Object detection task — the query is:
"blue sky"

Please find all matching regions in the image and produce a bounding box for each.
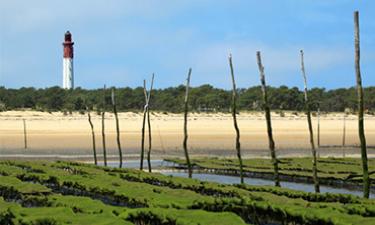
[0,0,374,90]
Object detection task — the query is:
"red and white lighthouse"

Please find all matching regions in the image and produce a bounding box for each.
[62,31,74,89]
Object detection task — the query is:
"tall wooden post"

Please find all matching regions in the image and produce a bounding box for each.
[228,54,244,184]
[317,108,321,148]
[112,88,123,168]
[146,74,154,172]
[87,108,97,165]
[102,85,107,167]
[354,11,369,198]
[140,80,147,170]
[23,119,27,149]
[140,75,154,171]
[256,51,280,187]
[183,68,193,178]
[300,50,320,193]
[342,113,346,158]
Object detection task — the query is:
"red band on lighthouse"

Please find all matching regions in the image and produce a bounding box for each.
[63,31,74,58]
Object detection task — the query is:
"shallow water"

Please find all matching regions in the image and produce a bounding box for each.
[101,159,174,168]
[103,160,373,198]
[162,171,373,198]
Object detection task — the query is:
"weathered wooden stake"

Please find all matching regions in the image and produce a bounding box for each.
[300,50,320,193]
[102,85,107,167]
[112,88,123,168]
[183,68,193,178]
[317,108,321,148]
[23,119,27,149]
[342,113,346,158]
[256,51,280,187]
[140,75,154,171]
[146,74,154,172]
[157,125,166,154]
[354,11,370,198]
[140,80,147,170]
[228,54,244,184]
[87,108,97,165]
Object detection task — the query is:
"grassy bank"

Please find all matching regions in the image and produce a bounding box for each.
[0,160,375,224]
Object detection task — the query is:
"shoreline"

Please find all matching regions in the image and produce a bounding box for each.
[2,110,375,157]
[1,149,375,160]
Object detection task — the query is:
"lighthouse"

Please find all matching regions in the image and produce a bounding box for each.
[62,31,74,89]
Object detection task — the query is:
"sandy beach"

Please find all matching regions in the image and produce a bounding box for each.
[1,110,375,160]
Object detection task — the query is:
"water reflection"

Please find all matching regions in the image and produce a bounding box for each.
[163,171,373,198]
[99,160,174,168]
[97,159,373,198]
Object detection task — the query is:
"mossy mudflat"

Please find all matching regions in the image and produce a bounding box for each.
[0,160,374,225]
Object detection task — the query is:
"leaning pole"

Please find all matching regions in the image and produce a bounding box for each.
[354,10,370,199]
[101,85,107,167]
[183,68,193,178]
[228,54,244,184]
[256,51,280,187]
[300,50,320,193]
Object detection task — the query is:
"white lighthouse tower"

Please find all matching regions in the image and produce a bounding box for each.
[62,31,74,89]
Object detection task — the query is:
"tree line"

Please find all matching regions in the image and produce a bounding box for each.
[1,85,375,113]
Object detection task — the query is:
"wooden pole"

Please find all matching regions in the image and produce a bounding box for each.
[317,108,321,148]
[23,119,27,149]
[342,113,346,158]
[87,108,97,165]
[139,74,155,171]
[102,85,107,167]
[157,125,165,154]
[354,11,370,198]
[146,74,154,172]
[140,80,147,170]
[300,50,320,193]
[228,54,244,184]
[183,68,193,178]
[112,88,123,168]
[256,51,280,187]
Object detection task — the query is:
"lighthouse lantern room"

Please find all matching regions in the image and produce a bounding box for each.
[62,31,74,89]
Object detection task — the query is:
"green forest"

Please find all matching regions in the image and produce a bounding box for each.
[1,85,375,113]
